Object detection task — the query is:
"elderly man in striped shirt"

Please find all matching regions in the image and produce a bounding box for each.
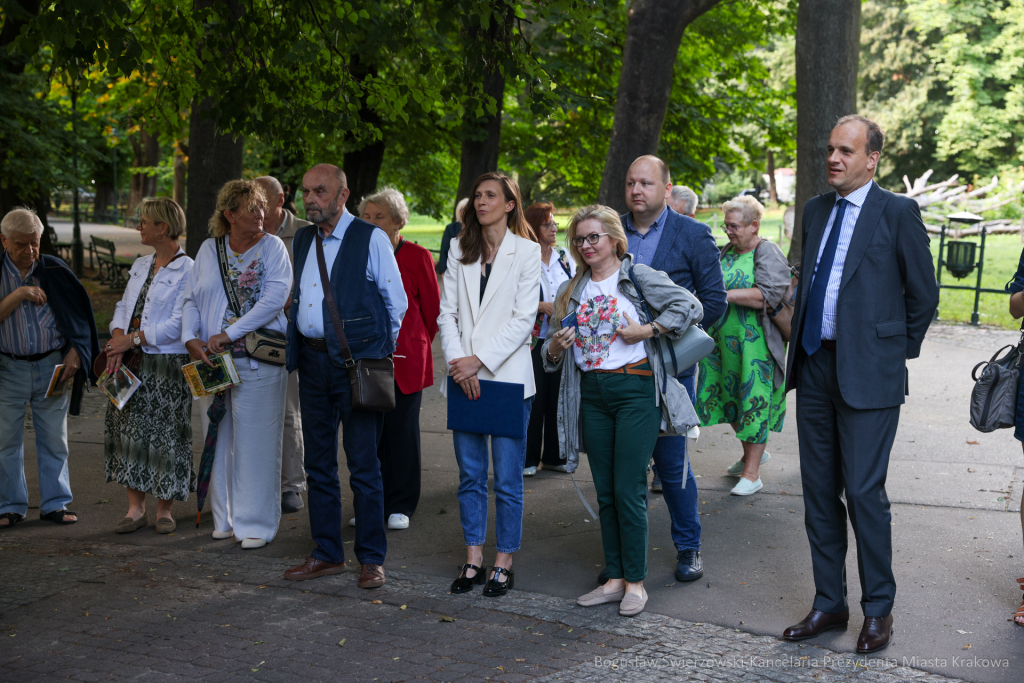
[0,208,98,530]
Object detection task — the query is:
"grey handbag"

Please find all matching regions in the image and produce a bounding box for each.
[969,326,1024,432]
[628,265,716,380]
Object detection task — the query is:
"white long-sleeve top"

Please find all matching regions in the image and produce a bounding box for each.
[181,235,293,365]
[110,249,194,355]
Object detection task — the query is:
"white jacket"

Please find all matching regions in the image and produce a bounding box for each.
[110,249,194,355]
[437,228,541,398]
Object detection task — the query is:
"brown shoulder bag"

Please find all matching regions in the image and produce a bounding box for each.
[315,233,395,411]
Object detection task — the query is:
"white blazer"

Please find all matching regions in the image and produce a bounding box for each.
[110,249,194,355]
[438,228,541,399]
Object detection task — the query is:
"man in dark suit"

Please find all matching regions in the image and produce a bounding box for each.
[782,116,938,653]
[618,155,728,584]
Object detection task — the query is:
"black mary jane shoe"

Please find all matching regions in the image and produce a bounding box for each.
[450,563,487,594]
[482,566,514,598]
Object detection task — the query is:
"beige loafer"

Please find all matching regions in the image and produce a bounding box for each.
[115,515,147,534]
[618,587,648,617]
[240,538,267,549]
[212,529,234,540]
[154,517,176,534]
[577,585,626,607]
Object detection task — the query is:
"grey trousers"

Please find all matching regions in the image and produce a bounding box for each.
[280,370,306,493]
[796,348,899,618]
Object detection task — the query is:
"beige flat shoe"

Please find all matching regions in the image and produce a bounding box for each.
[154,517,176,534]
[577,585,625,607]
[115,514,147,534]
[212,529,234,540]
[241,538,267,549]
[618,587,648,617]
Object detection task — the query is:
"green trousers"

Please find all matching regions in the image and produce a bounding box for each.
[580,365,662,583]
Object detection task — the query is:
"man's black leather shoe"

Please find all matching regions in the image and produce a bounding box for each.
[782,609,850,641]
[856,614,893,653]
[675,549,703,582]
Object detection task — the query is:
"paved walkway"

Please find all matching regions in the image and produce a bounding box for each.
[2,322,1022,682]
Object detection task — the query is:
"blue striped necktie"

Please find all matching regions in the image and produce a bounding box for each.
[801,198,848,356]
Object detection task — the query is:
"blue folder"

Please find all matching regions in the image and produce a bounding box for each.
[446,377,526,439]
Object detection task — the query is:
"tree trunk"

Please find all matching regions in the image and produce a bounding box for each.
[766,149,778,205]
[93,183,113,216]
[173,141,187,207]
[128,122,160,213]
[596,0,723,213]
[791,0,861,264]
[455,68,506,203]
[185,99,244,257]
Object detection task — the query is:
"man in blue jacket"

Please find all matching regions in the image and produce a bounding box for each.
[281,164,407,589]
[614,155,728,584]
[1,208,99,529]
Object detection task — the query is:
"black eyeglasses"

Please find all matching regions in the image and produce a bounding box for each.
[571,233,610,247]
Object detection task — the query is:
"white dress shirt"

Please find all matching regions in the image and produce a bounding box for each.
[538,247,576,340]
[296,208,407,340]
[812,180,874,340]
[110,249,194,355]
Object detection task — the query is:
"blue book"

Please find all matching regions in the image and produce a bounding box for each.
[446,377,526,439]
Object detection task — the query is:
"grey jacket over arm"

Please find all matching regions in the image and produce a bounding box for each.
[540,254,703,473]
[720,239,792,389]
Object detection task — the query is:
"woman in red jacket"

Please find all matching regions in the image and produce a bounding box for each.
[361,188,440,531]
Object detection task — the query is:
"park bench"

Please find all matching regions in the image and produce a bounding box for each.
[91,235,133,289]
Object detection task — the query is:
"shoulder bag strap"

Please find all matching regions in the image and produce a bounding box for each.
[314,233,356,369]
[216,237,242,318]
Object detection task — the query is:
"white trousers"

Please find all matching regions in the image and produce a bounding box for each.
[280,370,306,492]
[209,363,287,542]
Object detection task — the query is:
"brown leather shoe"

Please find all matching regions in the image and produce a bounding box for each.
[358,563,385,589]
[857,614,893,653]
[283,556,346,581]
[782,609,850,641]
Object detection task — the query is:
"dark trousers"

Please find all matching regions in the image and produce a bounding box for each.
[298,345,386,566]
[796,348,899,617]
[651,374,701,551]
[377,386,422,517]
[526,344,562,468]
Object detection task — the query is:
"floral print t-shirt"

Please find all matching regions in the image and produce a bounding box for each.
[571,273,647,371]
[221,238,268,358]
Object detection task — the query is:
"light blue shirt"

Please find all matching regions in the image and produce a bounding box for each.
[296,208,407,340]
[624,205,670,267]
[812,180,874,340]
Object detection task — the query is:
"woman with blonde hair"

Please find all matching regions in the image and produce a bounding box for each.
[542,204,703,617]
[438,172,540,597]
[181,179,293,548]
[696,195,790,496]
[104,197,195,534]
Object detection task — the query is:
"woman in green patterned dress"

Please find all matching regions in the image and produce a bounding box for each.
[103,198,195,534]
[696,196,791,496]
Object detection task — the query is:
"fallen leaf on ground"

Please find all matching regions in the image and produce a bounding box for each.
[967,468,976,473]
[966,439,979,445]
[400,605,407,610]
[369,600,382,604]
[338,639,346,646]
[963,644,972,650]
[439,616,456,622]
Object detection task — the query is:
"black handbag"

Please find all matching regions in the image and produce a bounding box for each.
[216,237,287,366]
[969,320,1024,433]
[315,233,395,411]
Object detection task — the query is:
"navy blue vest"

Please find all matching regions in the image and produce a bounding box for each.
[287,219,394,371]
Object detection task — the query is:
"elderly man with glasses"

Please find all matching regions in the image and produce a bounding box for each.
[0,208,99,529]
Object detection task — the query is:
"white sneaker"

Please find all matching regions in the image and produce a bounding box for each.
[212,530,234,540]
[240,538,267,549]
[349,517,356,528]
[523,466,538,477]
[387,513,410,530]
[726,452,770,476]
[730,477,763,496]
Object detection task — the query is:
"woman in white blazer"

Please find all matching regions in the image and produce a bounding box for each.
[103,197,195,536]
[438,172,540,598]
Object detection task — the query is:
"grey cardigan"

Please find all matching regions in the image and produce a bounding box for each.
[719,239,792,389]
[540,254,704,474]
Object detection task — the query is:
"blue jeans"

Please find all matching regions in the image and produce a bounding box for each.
[452,396,533,553]
[298,345,386,566]
[0,351,72,517]
[652,373,701,551]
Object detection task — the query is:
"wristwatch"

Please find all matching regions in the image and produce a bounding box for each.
[650,323,660,339]
[132,334,142,347]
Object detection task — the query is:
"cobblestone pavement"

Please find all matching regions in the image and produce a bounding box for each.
[0,538,978,683]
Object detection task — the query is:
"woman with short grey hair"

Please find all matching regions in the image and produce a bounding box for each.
[104,197,195,534]
[360,186,440,531]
